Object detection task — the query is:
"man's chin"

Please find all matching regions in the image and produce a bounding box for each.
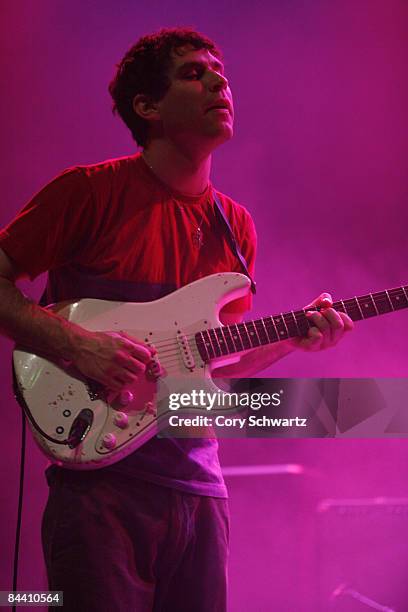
[171,123,233,153]
[207,124,234,145]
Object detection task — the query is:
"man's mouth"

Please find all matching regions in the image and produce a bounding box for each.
[205,101,231,114]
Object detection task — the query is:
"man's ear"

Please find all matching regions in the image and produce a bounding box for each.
[132,94,160,121]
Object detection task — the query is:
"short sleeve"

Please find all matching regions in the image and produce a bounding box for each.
[0,168,94,280]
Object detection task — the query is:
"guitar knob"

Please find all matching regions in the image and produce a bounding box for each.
[102,433,117,449]
[118,390,134,406]
[114,412,129,429]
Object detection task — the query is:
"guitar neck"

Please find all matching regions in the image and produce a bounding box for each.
[195,285,408,362]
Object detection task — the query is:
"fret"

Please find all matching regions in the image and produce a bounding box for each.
[389,287,408,310]
[281,312,296,338]
[291,311,300,336]
[260,317,272,343]
[196,332,210,361]
[273,314,289,340]
[280,313,289,337]
[214,326,228,355]
[294,310,310,336]
[225,324,239,352]
[303,308,313,330]
[221,324,237,353]
[264,317,279,343]
[254,318,269,344]
[353,297,365,319]
[237,322,252,350]
[332,299,346,314]
[230,323,244,351]
[370,293,379,316]
[357,295,377,318]
[245,320,262,347]
[334,298,356,320]
[371,291,392,315]
[385,290,394,311]
[236,323,247,351]
[206,329,218,358]
[209,328,223,357]
[202,330,215,359]
[242,321,253,348]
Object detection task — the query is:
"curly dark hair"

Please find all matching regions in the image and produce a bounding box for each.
[108,27,222,147]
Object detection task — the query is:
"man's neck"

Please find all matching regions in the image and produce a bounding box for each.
[142,140,211,195]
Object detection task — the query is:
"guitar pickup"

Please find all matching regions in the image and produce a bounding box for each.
[176,332,195,370]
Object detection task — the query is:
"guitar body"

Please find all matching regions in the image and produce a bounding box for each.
[13,272,251,469]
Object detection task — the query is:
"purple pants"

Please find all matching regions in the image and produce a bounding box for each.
[42,468,230,611]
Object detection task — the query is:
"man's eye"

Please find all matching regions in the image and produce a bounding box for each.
[184,72,201,80]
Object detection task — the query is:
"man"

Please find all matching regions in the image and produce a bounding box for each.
[0,28,352,611]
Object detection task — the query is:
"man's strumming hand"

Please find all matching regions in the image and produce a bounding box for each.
[70,329,157,392]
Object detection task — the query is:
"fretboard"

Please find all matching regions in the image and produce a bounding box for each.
[195,285,408,362]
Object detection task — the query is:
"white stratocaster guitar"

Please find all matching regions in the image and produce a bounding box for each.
[13,272,408,469]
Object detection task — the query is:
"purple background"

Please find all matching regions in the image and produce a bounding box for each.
[1,1,407,609]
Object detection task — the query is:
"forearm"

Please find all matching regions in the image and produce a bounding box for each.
[211,340,296,378]
[0,277,158,391]
[0,277,83,360]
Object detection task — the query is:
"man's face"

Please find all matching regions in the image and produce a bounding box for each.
[154,46,234,149]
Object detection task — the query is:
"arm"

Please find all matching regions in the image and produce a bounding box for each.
[212,293,354,377]
[0,248,154,392]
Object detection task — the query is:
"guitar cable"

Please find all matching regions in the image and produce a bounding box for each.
[10,371,91,608]
[12,404,26,612]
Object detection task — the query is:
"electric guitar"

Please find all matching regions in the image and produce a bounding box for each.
[13,272,408,469]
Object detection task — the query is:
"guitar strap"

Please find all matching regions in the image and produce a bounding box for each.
[212,191,257,294]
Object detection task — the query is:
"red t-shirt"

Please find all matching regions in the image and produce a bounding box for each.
[0,153,257,497]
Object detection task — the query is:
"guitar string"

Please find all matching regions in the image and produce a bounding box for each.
[127,289,408,361]
[112,288,408,386]
[146,313,372,359]
[143,320,279,353]
[151,321,272,352]
[145,288,407,351]
[147,307,347,355]
[146,309,318,350]
[106,289,408,387]
[148,322,280,358]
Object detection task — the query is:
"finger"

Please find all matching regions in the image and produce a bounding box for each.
[304,327,324,350]
[111,370,139,387]
[104,379,125,395]
[339,312,354,332]
[306,310,330,335]
[317,292,333,308]
[305,292,333,309]
[119,338,154,363]
[319,308,345,345]
[119,332,156,356]
[115,351,146,374]
[306,310,336,349]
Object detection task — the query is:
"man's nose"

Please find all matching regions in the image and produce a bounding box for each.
[209,71,229,92]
